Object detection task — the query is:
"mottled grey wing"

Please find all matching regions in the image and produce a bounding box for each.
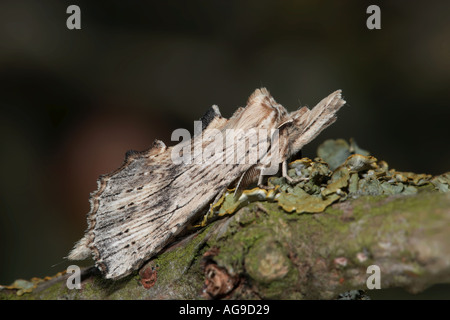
[69,88,285,280]
[92,145,245,279]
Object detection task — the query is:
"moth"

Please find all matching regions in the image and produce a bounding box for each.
[68,88,346,279]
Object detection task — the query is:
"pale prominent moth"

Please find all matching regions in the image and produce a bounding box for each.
[68,88,346,279]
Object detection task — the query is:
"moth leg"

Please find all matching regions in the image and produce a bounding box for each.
[257,172,264,187]
[282,160,308,184]
[257,168,277,190]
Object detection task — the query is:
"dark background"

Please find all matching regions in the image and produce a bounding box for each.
[0,0,449,294]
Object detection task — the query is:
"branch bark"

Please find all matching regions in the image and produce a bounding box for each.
[2,191,450,299]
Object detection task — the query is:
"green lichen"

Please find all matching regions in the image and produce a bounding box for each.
[431,172,450,192]
[200,139,446,229]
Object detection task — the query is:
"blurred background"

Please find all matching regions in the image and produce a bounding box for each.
[0,0,449,296]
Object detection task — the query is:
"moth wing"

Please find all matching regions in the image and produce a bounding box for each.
[288,90,346,156]
[69,88,288,279]
[84,144,250,279]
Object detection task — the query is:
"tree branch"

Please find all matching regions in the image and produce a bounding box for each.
[2,191,450,299]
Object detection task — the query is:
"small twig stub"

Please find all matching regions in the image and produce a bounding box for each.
[68,88,346,279]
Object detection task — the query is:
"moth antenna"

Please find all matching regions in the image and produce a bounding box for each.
[51,259,67,268]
